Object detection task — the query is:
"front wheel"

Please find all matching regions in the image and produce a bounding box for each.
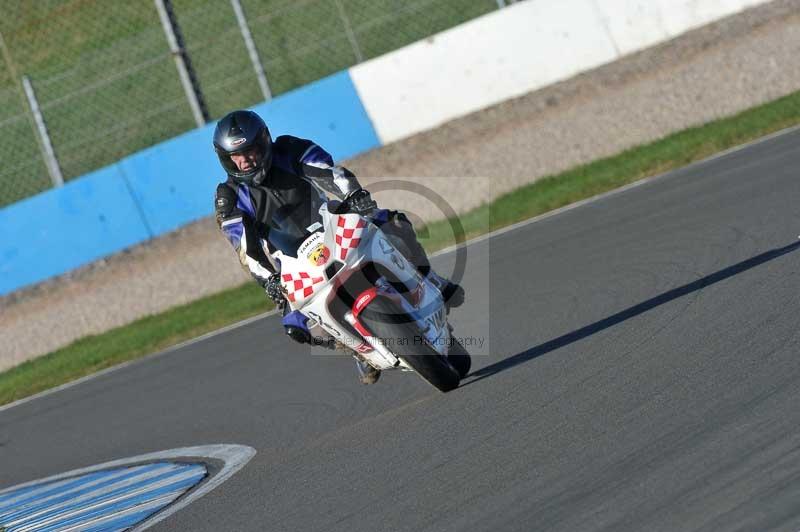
[359,298,460,392]
[448,338,472,378]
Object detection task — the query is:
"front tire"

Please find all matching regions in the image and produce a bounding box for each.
[448,338,472,378]
[359,298,460,392]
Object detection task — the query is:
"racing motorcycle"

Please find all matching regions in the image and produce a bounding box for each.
[269,199,471,392]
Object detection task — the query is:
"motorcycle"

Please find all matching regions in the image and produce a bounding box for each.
[269,199,471,392]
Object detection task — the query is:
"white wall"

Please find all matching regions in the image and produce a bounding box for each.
[596,0,770,54]
[350,0,772,145]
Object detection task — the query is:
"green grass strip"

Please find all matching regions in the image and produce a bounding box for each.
[421,89,800,250]
[3,89,800,406]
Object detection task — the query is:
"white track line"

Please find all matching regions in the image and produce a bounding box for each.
[3,123,800,414]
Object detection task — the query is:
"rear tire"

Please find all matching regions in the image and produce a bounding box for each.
[359,299,460,392]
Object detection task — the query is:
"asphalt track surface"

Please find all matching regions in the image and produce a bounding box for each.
[3,128,800,531]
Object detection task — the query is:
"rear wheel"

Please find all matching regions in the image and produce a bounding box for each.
[359,298,460,392]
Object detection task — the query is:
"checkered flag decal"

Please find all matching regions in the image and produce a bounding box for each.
[282,272,324,303]
[335,216,367,260]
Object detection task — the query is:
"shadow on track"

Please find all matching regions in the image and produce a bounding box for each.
[464,240,800,386]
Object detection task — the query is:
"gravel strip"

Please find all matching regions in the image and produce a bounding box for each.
[2,0,799,371]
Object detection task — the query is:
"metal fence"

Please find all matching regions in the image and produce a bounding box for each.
[0,0,516,208]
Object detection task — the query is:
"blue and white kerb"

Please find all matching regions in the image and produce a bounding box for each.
[0,444,255,532]
[0,462,206,531]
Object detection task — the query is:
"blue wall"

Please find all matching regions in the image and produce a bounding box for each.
[0,70,381,296]
[0,167,151,293]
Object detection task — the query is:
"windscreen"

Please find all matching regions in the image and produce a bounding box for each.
[266,197,325,257]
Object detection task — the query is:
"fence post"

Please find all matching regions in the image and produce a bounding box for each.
[154,0,209,127]
[21,76,64,188]
[0,30,57,190]
[230,0,272,101]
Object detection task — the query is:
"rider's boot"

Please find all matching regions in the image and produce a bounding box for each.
[376,210,465,310]
[426,270,465,310]
[354,357,381,385]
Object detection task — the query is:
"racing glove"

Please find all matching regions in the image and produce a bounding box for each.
[265,273,286,307]
[346,188,377,215]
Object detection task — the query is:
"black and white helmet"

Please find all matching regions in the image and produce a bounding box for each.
[213,110,273,185]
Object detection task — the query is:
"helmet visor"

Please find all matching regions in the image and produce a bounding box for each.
[215,130,272,182]
[226,147,262,174]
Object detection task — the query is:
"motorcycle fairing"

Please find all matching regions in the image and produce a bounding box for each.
[272,203,451,371]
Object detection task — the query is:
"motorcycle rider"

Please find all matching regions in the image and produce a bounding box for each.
[213,110,464,384]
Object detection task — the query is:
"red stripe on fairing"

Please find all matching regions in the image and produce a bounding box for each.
[352,320,371,338]
[353,287,379,316]
[354,341,374,353]
[350,287,380,340]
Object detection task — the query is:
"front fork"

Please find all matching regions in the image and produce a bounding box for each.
[346,277,451,363]
[343,283,404,369]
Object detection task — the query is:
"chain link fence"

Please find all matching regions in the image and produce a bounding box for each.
[0,0,513,208]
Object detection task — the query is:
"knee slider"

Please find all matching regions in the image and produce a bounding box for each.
[282,310,311,344]
[286,326,311,344]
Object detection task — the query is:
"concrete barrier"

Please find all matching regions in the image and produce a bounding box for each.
[0,71,379,296]
[595,0,769,54]
[0,166,150,295]
[350,0,771,145]
[0,0,773,296]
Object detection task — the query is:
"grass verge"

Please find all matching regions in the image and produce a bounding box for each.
[3,89,800,406]
[421,89,800,250]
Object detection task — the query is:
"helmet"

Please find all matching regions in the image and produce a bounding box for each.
[213,110,273,185]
